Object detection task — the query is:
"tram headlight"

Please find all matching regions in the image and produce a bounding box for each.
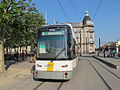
[37,64,42,67]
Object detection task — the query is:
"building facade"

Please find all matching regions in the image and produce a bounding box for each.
[69,11,95,54]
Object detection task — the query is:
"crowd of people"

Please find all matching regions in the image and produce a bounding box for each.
[4,49,36,63]
[97,47,117,58]
[103,48,116,58]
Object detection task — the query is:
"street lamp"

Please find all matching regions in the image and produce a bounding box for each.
[80,30,82,56]
[86,37,88,54]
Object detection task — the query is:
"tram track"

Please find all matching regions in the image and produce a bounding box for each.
[57,82,64,90]
[33,81,45,90]
[93,58,120,79]
[32,80,64,90]
[88,60,112,90]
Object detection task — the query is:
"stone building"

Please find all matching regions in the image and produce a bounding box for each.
[69,11,95,54]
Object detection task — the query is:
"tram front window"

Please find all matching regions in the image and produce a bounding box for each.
[37,29,67,60]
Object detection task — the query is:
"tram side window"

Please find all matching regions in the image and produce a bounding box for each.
[73,39,76,54]
[72,39,77,59]
[67,28,76,59]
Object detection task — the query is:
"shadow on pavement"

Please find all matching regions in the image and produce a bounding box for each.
[5,61,16,71]
[33,78,69,82]
[5,59,26,71]
[80,55,93,58]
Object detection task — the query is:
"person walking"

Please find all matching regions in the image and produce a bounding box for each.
[14,51,19,62]
[112,49,116,57]
[103,49,106,58]
[21,50,25,60]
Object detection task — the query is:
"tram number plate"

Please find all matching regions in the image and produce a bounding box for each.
[47,62,54,71]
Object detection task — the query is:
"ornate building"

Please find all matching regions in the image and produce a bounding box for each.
[69,11,95,54]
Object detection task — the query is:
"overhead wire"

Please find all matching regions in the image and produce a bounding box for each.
[93,0,103,20]
[57,0,69,22]
[68,0,82,21]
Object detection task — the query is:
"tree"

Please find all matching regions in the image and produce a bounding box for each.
[0,0,45,72]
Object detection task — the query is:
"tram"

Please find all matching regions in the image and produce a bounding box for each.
[33,24,79,80]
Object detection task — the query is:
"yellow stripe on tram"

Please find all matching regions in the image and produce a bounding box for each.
[47,62,54,71]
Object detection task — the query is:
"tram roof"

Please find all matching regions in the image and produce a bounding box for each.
[40,24,73,29]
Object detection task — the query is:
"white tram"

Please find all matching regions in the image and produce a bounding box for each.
[33,24,79,80]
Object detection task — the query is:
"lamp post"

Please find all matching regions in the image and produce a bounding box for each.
[86,37,88,54]
[99,38,101,49]
[45,11,48,24]
[80,30,82,56]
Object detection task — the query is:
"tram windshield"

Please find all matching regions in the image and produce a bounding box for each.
[37,29,68,60]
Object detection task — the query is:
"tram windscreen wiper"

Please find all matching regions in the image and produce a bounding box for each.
[51,48,65,62]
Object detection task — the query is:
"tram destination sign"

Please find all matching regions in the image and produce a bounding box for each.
[41,30,64,36]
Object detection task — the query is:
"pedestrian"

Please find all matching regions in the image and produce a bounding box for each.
[21,50,25,60]
[14,51,19,62]
[31,54,36,63]
[109,49,112,57]
[25,50,28,58]
[97,51,99,56]
[31,46,37,63]
[112,49,116,57]
[103,49,106,58]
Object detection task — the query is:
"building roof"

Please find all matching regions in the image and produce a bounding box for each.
[83,11,94,27]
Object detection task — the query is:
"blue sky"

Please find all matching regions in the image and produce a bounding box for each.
[32,0,120,47]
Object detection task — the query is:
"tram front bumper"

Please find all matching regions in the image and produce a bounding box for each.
[33,70,72,80]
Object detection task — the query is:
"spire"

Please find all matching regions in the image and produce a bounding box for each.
[85,10,89,16]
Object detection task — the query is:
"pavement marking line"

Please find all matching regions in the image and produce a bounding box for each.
[88,60,112,90]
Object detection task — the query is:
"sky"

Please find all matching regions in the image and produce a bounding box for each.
[32,0,120,48]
